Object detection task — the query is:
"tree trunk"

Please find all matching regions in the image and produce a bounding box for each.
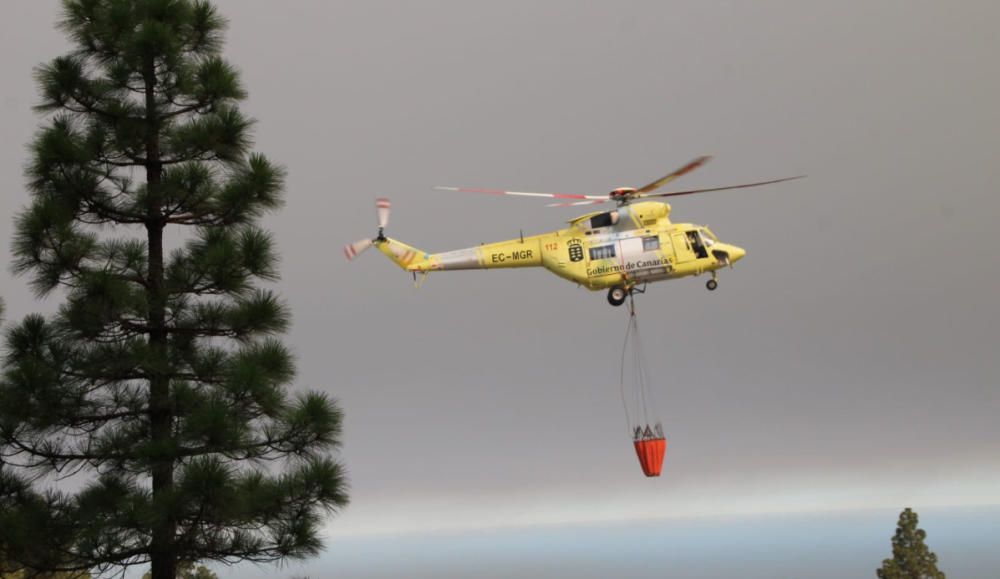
[144,57,176,579]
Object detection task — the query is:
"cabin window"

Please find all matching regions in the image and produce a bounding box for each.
[589,244,616,260]
[590,211,619,229]
[642,236,660,251]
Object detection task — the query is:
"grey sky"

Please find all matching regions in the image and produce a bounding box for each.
[2,0,999,576]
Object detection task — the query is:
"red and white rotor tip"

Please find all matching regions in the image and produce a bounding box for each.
[343,238,373,261]
[376,197,391,229]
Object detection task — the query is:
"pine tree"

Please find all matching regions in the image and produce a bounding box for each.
[877,508,946,578]
[0,2,348,578]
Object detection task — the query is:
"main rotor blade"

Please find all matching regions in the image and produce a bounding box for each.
[636,156,712,194]
[376,197,391,229]
[343,238,374,261]
[434,186,608,202]
[639,175,805,199]
[546,199,611,207]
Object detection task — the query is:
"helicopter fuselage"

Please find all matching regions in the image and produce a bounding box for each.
[376,201,745,296]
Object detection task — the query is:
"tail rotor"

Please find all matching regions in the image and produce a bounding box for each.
[343,198,391,261]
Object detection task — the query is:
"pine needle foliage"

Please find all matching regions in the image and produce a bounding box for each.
[876,508,946,579]
[0,2,348,578]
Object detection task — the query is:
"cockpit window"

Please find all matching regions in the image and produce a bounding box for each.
[687,230,709,258]
[700,228,717,246]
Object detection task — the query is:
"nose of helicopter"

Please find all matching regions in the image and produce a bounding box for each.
[729,245,746,263]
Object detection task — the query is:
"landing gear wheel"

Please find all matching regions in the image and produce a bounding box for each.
[706,279,718,291]
[608,286,628,306]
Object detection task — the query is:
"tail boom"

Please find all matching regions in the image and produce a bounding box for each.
[377,236,543,272]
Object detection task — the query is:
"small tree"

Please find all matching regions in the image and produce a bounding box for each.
[0,1,348,578]
[142,561,217,579]
[2,554,91,579]
[1,569,91,579]
[877,508,946,578]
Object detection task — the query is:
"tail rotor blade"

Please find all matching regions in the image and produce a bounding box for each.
[344,238,374,261]
[376,198,391,229]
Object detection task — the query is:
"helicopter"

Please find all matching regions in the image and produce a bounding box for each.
[344,157,802,306]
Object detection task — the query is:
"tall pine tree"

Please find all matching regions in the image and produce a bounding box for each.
[0,2,348,577]
[877,508,946,578]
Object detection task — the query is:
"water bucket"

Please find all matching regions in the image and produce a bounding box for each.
[633,437,667,477]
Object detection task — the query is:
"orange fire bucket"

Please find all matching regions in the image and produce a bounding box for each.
[633,437,667,477]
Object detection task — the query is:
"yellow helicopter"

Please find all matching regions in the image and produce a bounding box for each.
[344,157,802,306]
